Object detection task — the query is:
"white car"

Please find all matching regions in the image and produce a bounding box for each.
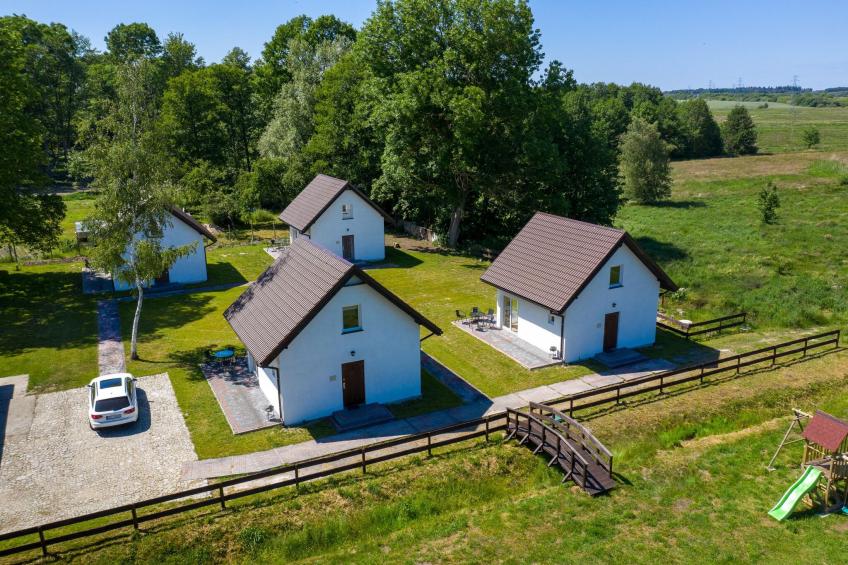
[87,373,139,429]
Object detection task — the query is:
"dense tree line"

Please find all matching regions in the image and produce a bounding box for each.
[2,2,743,251]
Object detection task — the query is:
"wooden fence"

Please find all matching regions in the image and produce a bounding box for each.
[0,329,840,558]
[0,415,508,558]
[657,312,747,338]
[547,329,840,418]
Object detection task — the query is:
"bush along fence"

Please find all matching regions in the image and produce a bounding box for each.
[0,329,841,558]
[657,312,747,339]
[546,329,840,418]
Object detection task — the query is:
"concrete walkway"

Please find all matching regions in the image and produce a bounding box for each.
[97,299,125,375]
[181,356,674,481]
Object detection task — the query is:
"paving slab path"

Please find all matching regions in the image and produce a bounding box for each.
[181,356,674,481]
[97,299,125,375]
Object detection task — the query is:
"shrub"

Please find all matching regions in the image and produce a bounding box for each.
[801,126,820,149]
[757,181,780,224]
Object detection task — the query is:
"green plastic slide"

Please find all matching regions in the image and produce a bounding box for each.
[768,466,823,521]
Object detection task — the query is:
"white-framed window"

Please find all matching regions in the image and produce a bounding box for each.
[342,305,362,333]
[609,265,622,288]
[341,203,353,220]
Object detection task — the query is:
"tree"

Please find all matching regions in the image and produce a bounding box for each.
[105,23,161,61]
[259,36,351,161]
[85,59,192,360]
[160,32,202,79]
[722,105,758,155]
[254,15,356,117]
[619,117,672,203]
[210,57,259,172]
[757,181,780,224]
[678,98,722,157]
[362,0,543,247]
[160,68,226,166]
[1,16,90,163]
[0,23,65,261]
[801,125,820,149]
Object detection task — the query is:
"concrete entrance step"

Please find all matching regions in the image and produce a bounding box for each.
[594,348,648,369]
[331,403,394,432]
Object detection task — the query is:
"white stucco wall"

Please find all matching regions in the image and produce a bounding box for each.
[261,279,421,425]
[112,211,208,291]
[305,189,386,261]
[562,244,660,362]
[494,288,562,356]
[247,352,283,421]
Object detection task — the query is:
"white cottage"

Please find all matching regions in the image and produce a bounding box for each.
[480,212,677,363]
[112,208,216,291]
[224,238,441,425]
[280,174,392,262]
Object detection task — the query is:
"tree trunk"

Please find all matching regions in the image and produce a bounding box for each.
[130,280,144,360]
[446,201,464,248]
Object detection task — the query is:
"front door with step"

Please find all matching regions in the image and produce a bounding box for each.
[341,360,365,407]
[341,235,355,261]
[603,312,619,351]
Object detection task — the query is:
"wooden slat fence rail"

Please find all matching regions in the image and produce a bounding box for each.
[657,312,747,338]
[547,329,841,418]
[0,414,508,558]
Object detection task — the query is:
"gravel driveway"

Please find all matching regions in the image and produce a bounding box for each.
[0,373,201,534]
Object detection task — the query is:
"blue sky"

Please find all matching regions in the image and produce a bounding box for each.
[4,0,846,90]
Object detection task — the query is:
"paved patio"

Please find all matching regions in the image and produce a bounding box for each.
[202,358,278,434]
[452,320,560,369]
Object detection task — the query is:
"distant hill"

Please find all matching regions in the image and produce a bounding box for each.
[665,86,845,108]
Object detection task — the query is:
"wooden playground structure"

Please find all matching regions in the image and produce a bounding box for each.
[769,409,848,511]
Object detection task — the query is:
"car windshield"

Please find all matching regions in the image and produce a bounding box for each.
[98,378,123,390]
[94,396,130,412]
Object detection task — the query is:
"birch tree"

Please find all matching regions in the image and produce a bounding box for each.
[85,58,193,360]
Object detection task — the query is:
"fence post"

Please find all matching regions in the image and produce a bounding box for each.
[615,387,620,404]
[294,462,299,492]
[131,505,139,530]
[38,526,47,557]
[218,486,226,510]
[772,346,777,366]
[361,447,367,474]
[803,337,809,357]
[736,356,741,375]
[569,398,574,417]
[660,375,664,394]
[427,432,432,457]
[485,415,490,442]
[700,365,705,384]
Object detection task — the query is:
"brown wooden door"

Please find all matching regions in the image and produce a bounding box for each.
[154,269,170,286]
[341,235,355,261]
[342,360,365,407]
[603,312,619,351]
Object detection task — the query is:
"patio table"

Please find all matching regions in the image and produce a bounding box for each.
[212,348,235,365]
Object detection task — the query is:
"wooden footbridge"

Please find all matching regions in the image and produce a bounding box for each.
[506,402,615,495]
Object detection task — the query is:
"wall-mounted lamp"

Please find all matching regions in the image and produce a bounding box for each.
[350,350,356,357]
[612,302,617,308]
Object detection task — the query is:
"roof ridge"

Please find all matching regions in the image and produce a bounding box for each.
[532,211,625,234]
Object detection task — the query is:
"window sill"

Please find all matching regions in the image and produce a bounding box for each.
[342,328,364,335]
[609,284,623,289]
[342,217,354,221]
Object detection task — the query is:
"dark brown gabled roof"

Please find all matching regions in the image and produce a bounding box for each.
[480,212,677,313]
[224,238,441,365]
[803,411,848,452]
[169,207,217,242]
[279,174,393,232]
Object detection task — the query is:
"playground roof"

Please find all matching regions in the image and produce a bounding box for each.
[803,410,848,452]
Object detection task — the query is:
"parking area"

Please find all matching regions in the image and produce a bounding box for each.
[0,373,201,534]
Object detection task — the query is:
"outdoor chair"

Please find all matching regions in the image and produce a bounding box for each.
[456,309,467,323]
[486,308,495,326]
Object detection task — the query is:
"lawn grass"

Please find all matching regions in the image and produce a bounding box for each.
[0,260,98,390]
[25,350,848,563]
[204,244,274,286]
[365,247,593,397]
[618,151,848,328]
[708,101,848,153]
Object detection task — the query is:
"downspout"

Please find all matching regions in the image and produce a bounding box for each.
[420,332,436,343]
